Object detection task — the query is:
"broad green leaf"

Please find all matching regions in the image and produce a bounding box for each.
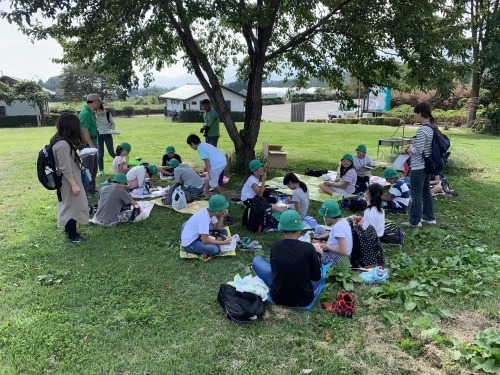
[412,291,429,297]
[440,287,456,294]
[383,311,401,323]
[343,281,354,291]
[453,350,462,360]
[439,308,455,319]
[412,316,432,328]
[421,327,441,336]
[404,301,417,311]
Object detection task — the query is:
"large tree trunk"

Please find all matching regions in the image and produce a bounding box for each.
[467,71,480,127]
[467,0,481,128]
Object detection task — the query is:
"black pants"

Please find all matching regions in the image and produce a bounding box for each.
[354,176,370,194]
[64,219,78,239]
[98,134,116,171]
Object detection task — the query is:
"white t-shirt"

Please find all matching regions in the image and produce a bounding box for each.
[362,206,385,237]
[126,166,147,187]
[181,208,219,246]
[241,175,259,201]
[112,156,126,174]
[327,218,353,256]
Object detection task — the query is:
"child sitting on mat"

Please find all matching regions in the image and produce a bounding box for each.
[319,154,357,198]
[282,172,310,219]
[159,145,182,176]
[181,195,232,257]
[94,173,140,225]
[353,144,373,193]
[351,183,385,237]
[315,200,353,265]
[126,164,158,190]
[252,210,322,307]
[112,142,132,174]
[169,159,206,195]
[381,167,410,214]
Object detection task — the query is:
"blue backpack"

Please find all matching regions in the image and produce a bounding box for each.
[422,123,451,175]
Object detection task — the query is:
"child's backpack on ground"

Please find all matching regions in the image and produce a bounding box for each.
[348,218,384,268]
[217,284,265,322]
[162,183,192,205]
[305,168,328,177]
[422,124,451,175]
[380,220,404,245]
[242,196,274,233]
[341,195,367,211]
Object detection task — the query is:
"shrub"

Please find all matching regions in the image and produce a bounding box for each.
[291,93,337,103]
[179,110,204,123]
[0,115,38,128]
[54,106,78,114]
[231,111,245,122]
[329,118,359,124]
[262,97,285,105]
[143,107,150,117]
[106,107,115,116]
[475,106,500,135]
[135,97,145,105]
[361,117,401,126]
[45,113,59,126]
[123,106,135,117]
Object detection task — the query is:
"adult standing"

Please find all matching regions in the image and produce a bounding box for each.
[201,99,220,146]
[95,104,116,175]
[79,93,102,195]
[51,113,89,243]
[401,102,436,227]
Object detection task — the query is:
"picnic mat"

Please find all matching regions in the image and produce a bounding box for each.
[267,174,332,202]
[90,201,155,225]
[179,227,237,261]
[266,263,332,309]
[130,186,169,199]
[151,198,210,214]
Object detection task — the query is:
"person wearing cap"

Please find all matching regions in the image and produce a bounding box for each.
[95,104,117,175]
[251,210,322,307]
[381,167,410,214]
[168,158,205,195]
[186,134,227,195]
[315,200,353,265]
[240,159,286,213]
[353,144,373,193]
[161,146,182,171]
[200,99,220,146]
[181,194,232,256]
[112,142,132,174]
[78,93,103,195]
[94,173,140,225]
[319,154,357,197]
[125,164,158,190]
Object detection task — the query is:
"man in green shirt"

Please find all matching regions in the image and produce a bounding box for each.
[201,99,220,147]
[78,93,102,195]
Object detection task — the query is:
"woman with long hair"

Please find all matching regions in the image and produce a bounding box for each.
[51,112,89,243]
[400,102,437,227]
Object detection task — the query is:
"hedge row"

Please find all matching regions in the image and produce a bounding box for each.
[290,93,336,103]
[178,110,246,123]
[0,115,39,128]
[306,117,401,126]
[262,97,285,105]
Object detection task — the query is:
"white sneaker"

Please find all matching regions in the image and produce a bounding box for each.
[421,219,437,224]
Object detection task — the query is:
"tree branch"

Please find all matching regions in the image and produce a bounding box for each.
[265,0,355,62]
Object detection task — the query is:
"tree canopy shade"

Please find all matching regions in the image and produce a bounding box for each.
[2,0,471,163]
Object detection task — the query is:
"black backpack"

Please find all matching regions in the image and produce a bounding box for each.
[36,137,70,190]
[348,219,384,268]
[422,123,451,175]
[305,168,328,177]
[341,195,368,211]
[380,220,404,245]
[217,284,265,322]
[242,196,274,233]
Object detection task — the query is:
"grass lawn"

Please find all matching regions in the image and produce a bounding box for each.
[1,117,500,375]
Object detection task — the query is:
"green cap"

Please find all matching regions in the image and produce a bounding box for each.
[120,142,131,151]
[249,159,264,172]
[111,173,128,184]
[278,210,304,231]
[318,200,341,218]
[169,159,180,168]
[146,164,158,176]
[341,154,353,162]
[355,144,367,153]
[208,194,229,212]
[383,167,399,179]
[165,146,176,153]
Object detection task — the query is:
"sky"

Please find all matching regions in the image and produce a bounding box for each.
[0,6,238,87]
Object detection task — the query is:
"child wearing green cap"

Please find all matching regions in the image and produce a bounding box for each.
[160,146,182,176]
[126,164,158,190]
[381,168,410,213]
[353,144,373,193]
[252,210,322,307]
[112,142,132,174]
[319,154,357,197]
[94,173,140,225]
[316,200,353,265]
[181,195,232,256]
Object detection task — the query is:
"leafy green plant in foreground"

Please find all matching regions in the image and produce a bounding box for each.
[324,257,363,292]
[454,329,500,374]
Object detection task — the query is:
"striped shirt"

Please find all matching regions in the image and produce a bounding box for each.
[388,180,410,209]
[197,143,227,170]
[410,124,434,170]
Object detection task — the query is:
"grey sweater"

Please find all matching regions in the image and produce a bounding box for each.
[174,164,205,188]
